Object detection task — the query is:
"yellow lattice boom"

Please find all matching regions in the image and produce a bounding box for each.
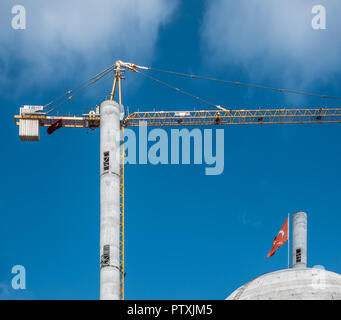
[14,107,341,129]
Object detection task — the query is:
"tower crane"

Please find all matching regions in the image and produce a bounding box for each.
[14,60,341,300]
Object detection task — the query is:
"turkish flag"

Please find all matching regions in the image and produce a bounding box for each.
[47,119,63,135]
[266,217,288,258]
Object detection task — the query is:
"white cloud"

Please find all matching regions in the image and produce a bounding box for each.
[0,0,178,96]
[201,0,341,90]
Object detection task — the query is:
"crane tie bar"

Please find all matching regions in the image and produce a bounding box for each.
[117,60,341,101]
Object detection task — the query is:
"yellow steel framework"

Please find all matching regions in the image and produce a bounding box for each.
[120,128,125,300]
[13,62,341,300]
[124,108,341,127]
[110,67,125,300]
[14,107,341,129]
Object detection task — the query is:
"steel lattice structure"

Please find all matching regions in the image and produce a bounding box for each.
[14,107,341,129]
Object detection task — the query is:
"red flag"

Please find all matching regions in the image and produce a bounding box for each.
[266,217,288,258]
[47,119,63,135]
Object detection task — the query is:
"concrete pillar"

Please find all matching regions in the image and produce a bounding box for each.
[100,100,121,300]
[292,211,307,269]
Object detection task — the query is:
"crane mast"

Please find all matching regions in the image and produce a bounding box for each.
[14,61,341,300]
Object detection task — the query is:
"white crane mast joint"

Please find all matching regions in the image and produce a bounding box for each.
[115,59,148,73]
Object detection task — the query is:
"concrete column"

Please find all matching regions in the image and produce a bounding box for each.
[292,211,307,269]
[100,100,121,300]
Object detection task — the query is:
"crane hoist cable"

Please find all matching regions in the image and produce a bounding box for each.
[120,62,341,101]
[45,64,116,115]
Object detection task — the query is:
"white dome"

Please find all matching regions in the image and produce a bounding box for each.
[226,268,341,300]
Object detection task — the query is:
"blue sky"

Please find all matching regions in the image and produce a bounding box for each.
[1,0,341,299]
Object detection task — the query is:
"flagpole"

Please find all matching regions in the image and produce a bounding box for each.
[288,213,290,269]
